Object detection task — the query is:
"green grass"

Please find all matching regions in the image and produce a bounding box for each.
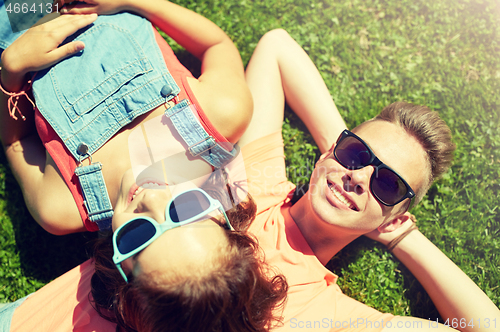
[1,0,499,322]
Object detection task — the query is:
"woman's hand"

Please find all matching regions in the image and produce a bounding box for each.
[54,0,134,15]
[1,13,97,91]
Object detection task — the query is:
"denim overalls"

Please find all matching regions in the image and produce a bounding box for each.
[0,8,239,231]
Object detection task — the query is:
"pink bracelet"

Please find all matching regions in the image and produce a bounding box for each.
[0,67,36,121]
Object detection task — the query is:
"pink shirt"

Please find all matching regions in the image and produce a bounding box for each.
[10,260,116,332]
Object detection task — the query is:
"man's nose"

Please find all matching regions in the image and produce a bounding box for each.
[343,166,374,195]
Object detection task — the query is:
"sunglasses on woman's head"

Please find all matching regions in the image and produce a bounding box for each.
[333,130,415,208]
[112,188,233,282]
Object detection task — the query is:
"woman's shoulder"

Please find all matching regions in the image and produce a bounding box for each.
[186,76,253,143]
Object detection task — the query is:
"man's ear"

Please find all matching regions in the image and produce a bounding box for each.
[377,212,412,233]
[316,145,335,165]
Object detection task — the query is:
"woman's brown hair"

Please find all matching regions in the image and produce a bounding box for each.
[89,171,287,332]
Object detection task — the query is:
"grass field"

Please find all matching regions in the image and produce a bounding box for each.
[1,0,499,322]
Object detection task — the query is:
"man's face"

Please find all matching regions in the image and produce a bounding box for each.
[308,120,429,234]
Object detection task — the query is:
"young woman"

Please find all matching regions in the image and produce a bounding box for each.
[1,182,287,332]
[1,0,252,235]
[0,1,287,331]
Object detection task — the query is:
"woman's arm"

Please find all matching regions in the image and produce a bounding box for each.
[0,14,98,235]
[131,0,252,142]
[238,29,346,153]
[1,13,96,92]
[368,222,500,332]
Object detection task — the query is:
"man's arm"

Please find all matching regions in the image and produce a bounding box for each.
[238,29,346,152]
[369,222,500,332]
[241,29,500,332]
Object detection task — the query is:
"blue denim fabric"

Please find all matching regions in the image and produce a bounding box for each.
[0,0,51,34]
[32,13,180,161]
[0,295,30,332]
[75,162,113,230]
[1,11,181,159]
[0,1,26,56]
[166,99,240,168]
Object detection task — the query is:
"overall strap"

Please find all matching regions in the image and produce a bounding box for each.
[74,162,114,230]
[165,99,240,168]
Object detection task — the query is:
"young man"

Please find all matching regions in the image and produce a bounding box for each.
[238,29,500,331]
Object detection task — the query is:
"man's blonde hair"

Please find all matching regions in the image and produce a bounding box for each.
[370,102,456,204]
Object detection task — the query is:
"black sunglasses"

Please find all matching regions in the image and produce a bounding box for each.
[333,130,415,208]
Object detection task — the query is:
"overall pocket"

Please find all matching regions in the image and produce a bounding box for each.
[49,22,153,122]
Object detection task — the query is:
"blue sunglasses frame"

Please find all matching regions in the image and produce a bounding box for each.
[112,188,233,282]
